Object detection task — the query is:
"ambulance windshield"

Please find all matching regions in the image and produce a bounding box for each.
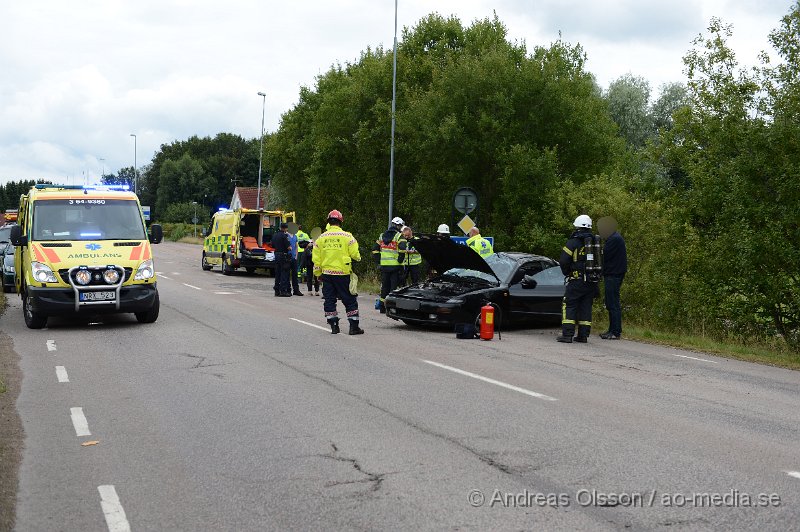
[32,199,147,241]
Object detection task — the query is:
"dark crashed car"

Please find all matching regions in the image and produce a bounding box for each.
[385,234,565,328]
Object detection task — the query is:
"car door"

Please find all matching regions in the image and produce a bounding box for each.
[508,262,565,321]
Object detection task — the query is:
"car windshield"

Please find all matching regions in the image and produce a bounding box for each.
[442,254,517,285]
[32,199,146,241]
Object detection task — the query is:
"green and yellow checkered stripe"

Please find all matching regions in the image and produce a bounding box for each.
[206,234,231,254]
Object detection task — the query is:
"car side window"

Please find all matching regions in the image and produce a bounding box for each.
[532,265,565,285]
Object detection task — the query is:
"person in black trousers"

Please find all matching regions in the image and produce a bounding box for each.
[598,217,627,339]
[270,223,292,297]
[302,240,320,295]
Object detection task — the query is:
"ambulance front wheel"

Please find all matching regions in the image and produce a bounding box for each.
[135,292,160,324]
[23,290,48,329]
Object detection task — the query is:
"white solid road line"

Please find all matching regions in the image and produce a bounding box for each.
[422,360,558,402]
[183,283,202,290]
[55,366,69,383]
[670,353,719,364]
[70,407,91,437]
[46,339,57,351]
[787,471,800,480]
[158,274,172,280]
[290,317,331,332]
[98,485,132,532]
[214,291,236,295]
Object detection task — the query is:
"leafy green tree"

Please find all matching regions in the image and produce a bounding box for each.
[605,74,653,147]
[659,7,800,348]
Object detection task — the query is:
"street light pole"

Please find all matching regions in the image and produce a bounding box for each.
[192,201,198,238]
[99,157,105,180]
[129,134,137,194]
[256,91,266,210]
[387,0,398,227]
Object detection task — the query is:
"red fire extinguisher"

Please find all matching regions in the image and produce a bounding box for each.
[480,303,495,340]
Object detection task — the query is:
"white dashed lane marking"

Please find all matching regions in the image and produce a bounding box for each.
[46,339,57,352]
[98,485,131,532]
[183,283,202,290]
[787,471,800,480]
[669,353,718,363]
[70,407,91,437]
[158,274,172,280]
[290,317,331,332]
[55,366,69,383]
[214,291,236,295]
[422,360,558,402]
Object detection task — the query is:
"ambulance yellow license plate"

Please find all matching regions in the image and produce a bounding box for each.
[80,291,116,302]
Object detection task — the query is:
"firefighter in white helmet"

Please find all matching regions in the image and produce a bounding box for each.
[557,214,598,343]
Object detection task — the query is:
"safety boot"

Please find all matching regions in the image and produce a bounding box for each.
[329,319,340,335]
[573,336,588,343]
[348,319,364,335]
[556,335,573,343]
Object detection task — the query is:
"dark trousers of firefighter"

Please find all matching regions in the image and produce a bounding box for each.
[604,275,624,336]
[379,266,401,307]
[273,253,291,295]
[562,279,596,338]
[321,274,358,323]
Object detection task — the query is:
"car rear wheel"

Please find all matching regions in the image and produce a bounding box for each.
[23,290,48,329]
[135,292,160,323]
[201,252,212,271]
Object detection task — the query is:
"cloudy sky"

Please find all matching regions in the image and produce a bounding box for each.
[0,0,792,185]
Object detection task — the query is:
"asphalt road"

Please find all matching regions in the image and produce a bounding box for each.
[5,241,799,531]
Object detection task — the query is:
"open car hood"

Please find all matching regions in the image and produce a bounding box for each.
[412,234,499,282]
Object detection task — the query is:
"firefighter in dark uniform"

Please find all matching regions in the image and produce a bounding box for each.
[557,215,599,343]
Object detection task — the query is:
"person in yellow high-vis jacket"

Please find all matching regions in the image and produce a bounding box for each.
[400,226,422,285]
[312,210,363,335]
[466,227,494,258]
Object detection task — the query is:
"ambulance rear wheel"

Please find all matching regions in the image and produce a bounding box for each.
[23,290,48,329]
[221,255,233,276]
[135,292,160,323]
[201,253,212,271]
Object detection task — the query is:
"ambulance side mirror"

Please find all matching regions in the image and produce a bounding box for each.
[149,224,163,244]
[9,225,26,247]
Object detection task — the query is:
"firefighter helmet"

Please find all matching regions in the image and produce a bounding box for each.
[437,223,450,235]
[573,214,592,229]
[327,209,343,222]
[391,216,405,227]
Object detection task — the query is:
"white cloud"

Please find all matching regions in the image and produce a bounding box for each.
[0,0,793,183]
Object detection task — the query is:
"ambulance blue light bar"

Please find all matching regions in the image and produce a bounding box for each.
[34,184,131,191]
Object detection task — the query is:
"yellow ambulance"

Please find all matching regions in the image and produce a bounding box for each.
[202,208,295,275]
[9,184,163,329]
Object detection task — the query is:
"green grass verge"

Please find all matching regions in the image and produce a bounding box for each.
[603,317,800,370]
